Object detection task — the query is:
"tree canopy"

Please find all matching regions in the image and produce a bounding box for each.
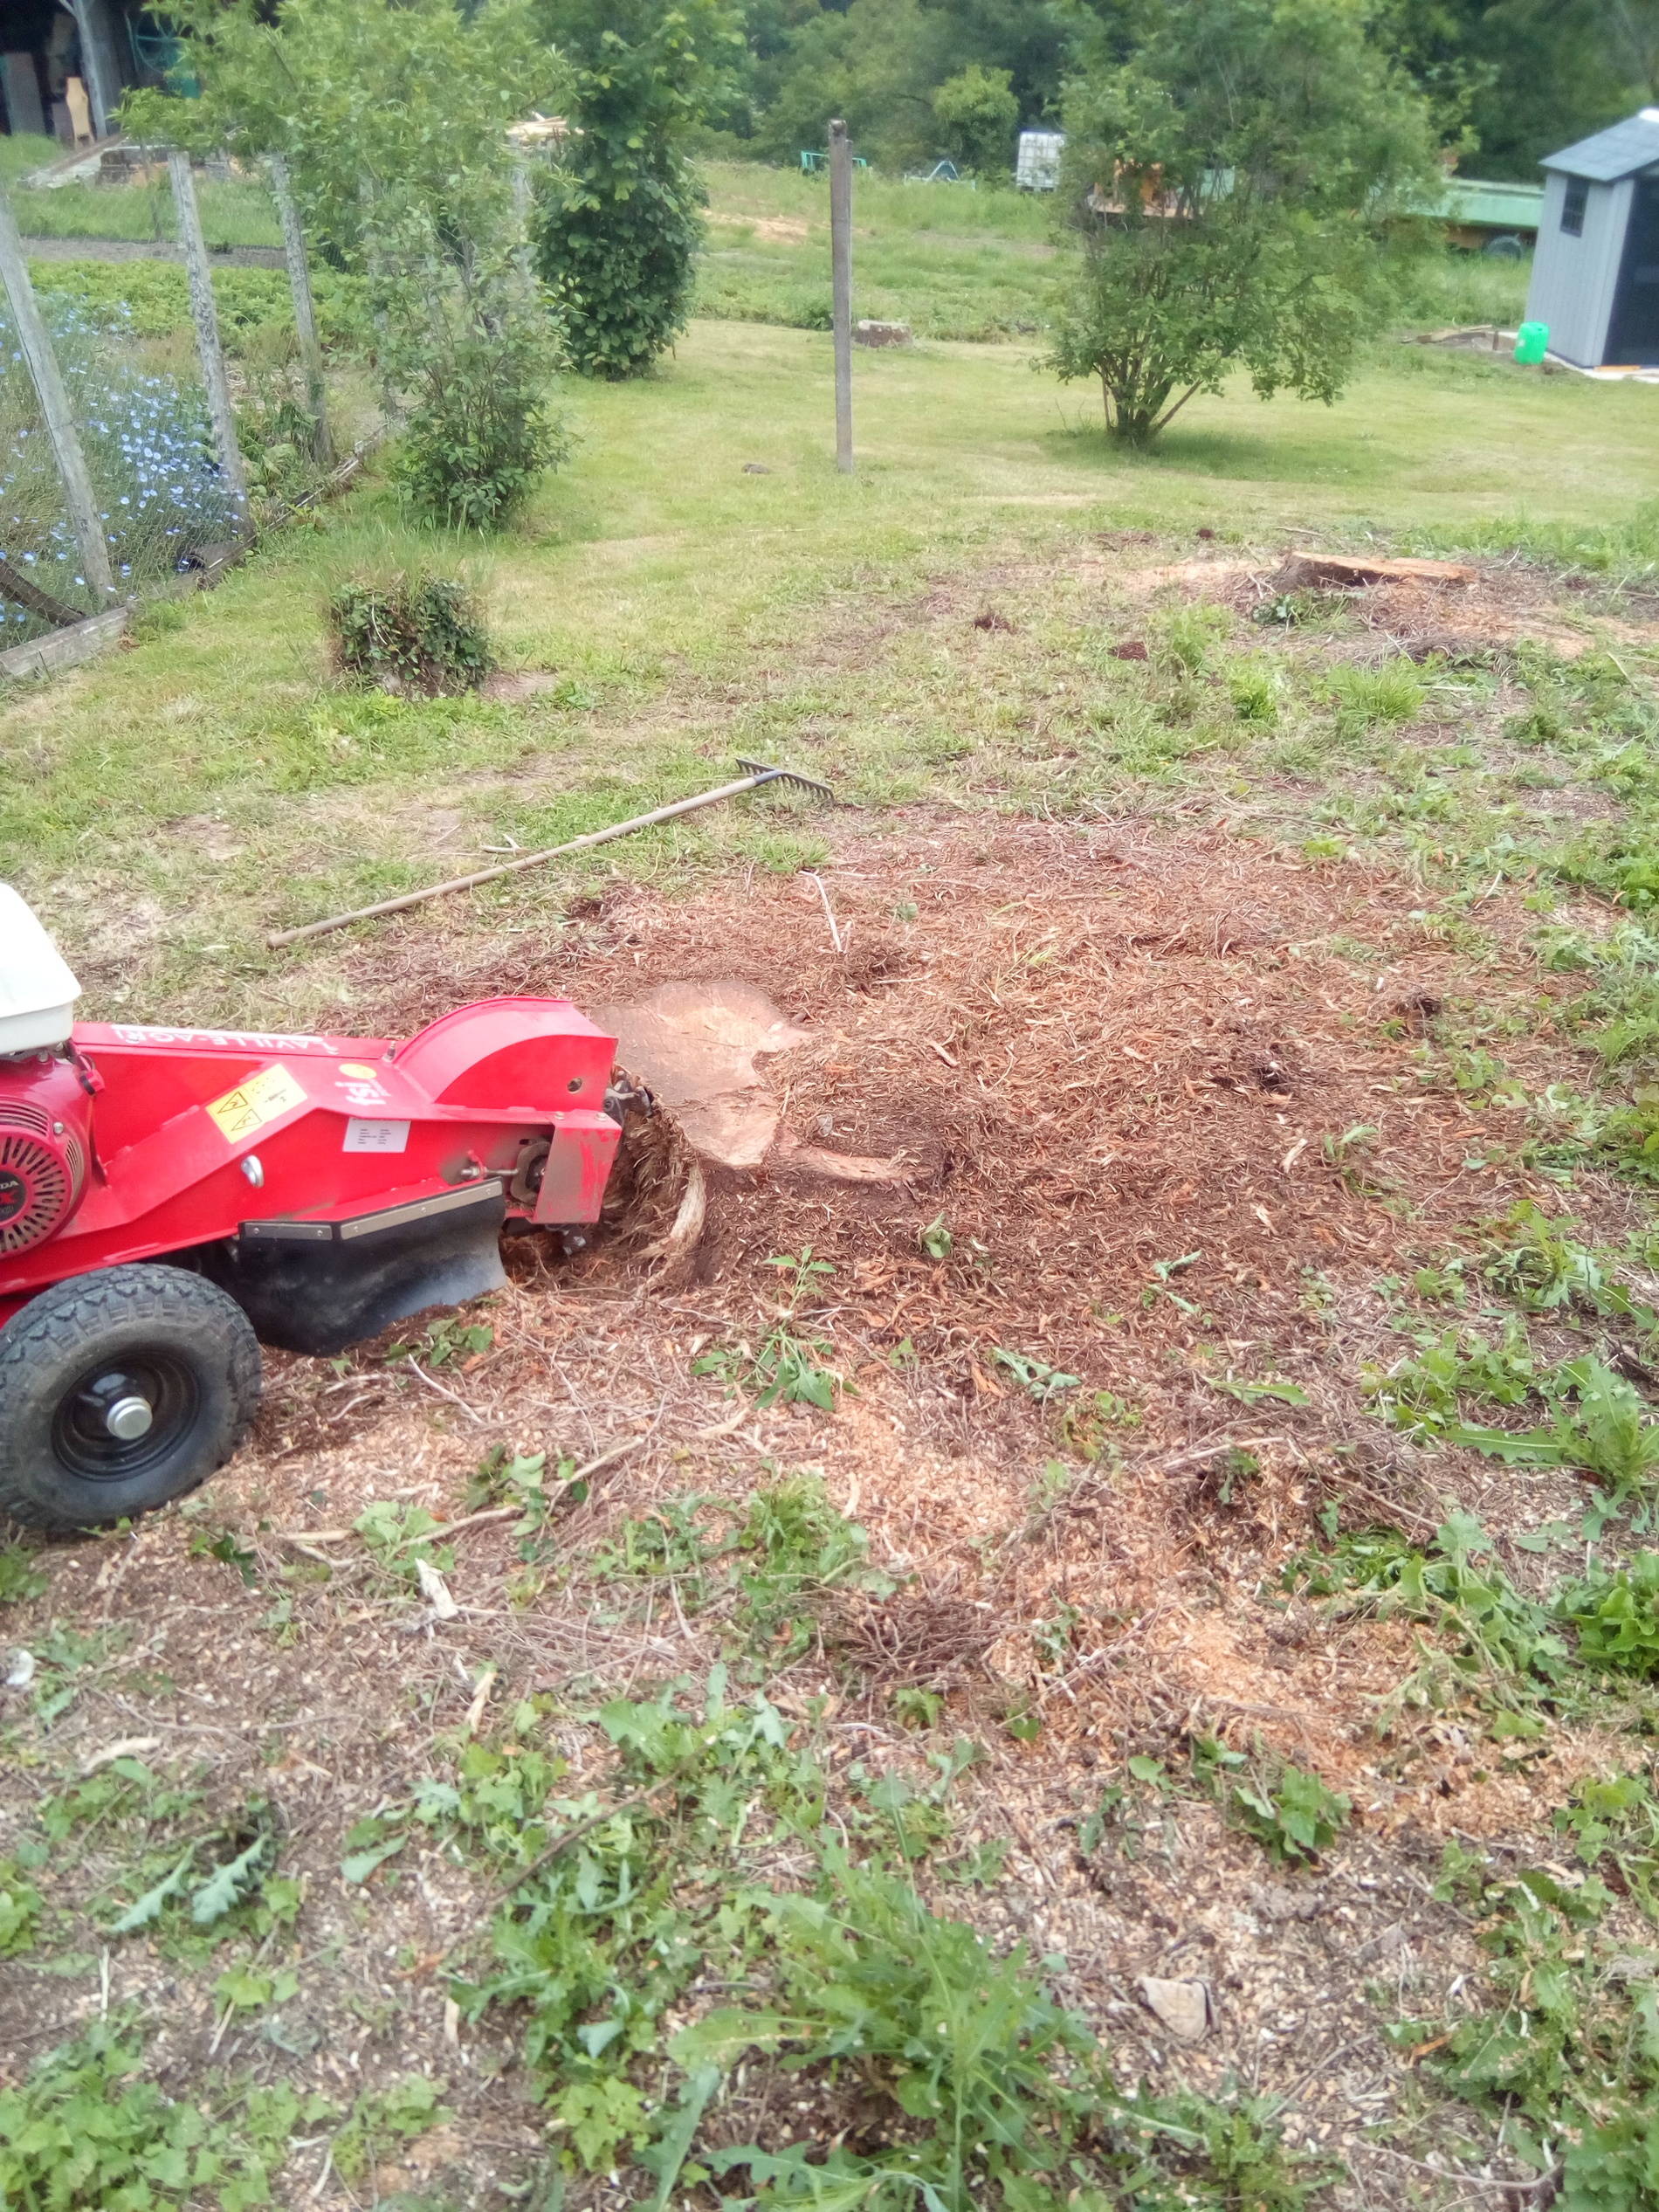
[1047,0,1441,442]
[717,0,1659,183]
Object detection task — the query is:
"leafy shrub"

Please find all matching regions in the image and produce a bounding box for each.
[537,153,705,381]
[1559,1551,1659,1677]
[327,570,494,696]
[533,0,731,380]
[389,279,569,529]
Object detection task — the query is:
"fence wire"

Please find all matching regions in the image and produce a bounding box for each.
[0,156,335,646]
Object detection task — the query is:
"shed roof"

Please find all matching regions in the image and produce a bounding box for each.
[1542,111,1659,182]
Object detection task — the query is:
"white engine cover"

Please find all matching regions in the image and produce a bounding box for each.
[0,885,81,1053]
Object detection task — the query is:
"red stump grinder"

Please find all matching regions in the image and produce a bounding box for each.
[0,886,621,1532]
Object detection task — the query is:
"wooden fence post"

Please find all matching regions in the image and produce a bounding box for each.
[169,150,250,524]
[829,119,854,475]
[267,153,333,466]
[0,184,117,610]
[510,154,538,293]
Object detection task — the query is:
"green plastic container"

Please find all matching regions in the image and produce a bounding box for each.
[1514,320,1550,365]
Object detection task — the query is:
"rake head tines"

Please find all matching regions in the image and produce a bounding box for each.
[736,756,836,801]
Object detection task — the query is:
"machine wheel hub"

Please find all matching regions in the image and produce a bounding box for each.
[53,1356,198,1480]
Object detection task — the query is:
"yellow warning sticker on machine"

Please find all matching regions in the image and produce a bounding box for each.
[206,1064,306,1144]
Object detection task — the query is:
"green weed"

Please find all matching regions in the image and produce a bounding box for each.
[382,1314,494,1368]
[1192,1738,1351,1864]
[1295,1514,1569,1719]
[0,1544,46,1605]
[1451,1359,1659,1494]
[1329,659,1426,734]
[1363,1320,1538,1440]
[0,1860,42,1956]
[733,1474,877,1636]
[1481,1202,1609,1312]
[1553,1771,1659,1917]
[332,2076,451,2187]
[1227,658,1281,722]
[1558,1551,1659,1678]
[0,2022,326,2212]
[466,1444,589,1533]
[919,1211,953,1259]
[989,1347,1081,1402]
[1402,1850,1659,2203]
[352,1500,456,1586]
[1057,1386,1141,1460]
[436,1680,1316,2204]
[694,1250,843,1411]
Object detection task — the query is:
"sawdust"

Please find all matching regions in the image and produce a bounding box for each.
[7,803,1651,2203]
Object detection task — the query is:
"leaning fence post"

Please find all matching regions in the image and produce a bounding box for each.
[267,154,333,467]
[0,185,117,610]
[169,150,250,526]
[510,153,537,294]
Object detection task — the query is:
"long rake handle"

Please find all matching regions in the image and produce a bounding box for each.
[268,772,777,948]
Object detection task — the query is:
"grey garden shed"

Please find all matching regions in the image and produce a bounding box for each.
[1525,110,1659,368]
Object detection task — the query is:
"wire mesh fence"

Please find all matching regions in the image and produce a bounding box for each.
[0,286,239,637]
[0,151,342,652]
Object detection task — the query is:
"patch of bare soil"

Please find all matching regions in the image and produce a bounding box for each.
[3,814,1641,2204]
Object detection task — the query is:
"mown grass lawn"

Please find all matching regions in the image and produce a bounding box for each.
[5,314,1657,1023]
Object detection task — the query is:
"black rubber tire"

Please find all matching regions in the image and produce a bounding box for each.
[0,1265,261,1533]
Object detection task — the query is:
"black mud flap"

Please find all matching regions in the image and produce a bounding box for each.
[210,1183,507,1356]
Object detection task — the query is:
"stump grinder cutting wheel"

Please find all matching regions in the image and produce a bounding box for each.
[0,885,620,1532]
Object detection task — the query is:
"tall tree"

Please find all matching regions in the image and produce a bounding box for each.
[1048,0,1439,443]
[932,63,1021,174]
[1377,0,1640,178]
[744,0,1066,170]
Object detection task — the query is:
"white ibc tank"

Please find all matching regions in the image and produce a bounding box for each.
[0,885,81,1053]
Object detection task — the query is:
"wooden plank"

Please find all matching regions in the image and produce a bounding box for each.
[0,183,117,609]
[829,119,854,475]
[267,154,334,466]
[169,150,251,520]
[0,605,127,681]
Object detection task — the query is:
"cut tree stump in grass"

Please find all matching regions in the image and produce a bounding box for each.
[1284,552,1476,589]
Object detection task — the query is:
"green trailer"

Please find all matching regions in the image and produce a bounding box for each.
[1437,177,1545,256]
